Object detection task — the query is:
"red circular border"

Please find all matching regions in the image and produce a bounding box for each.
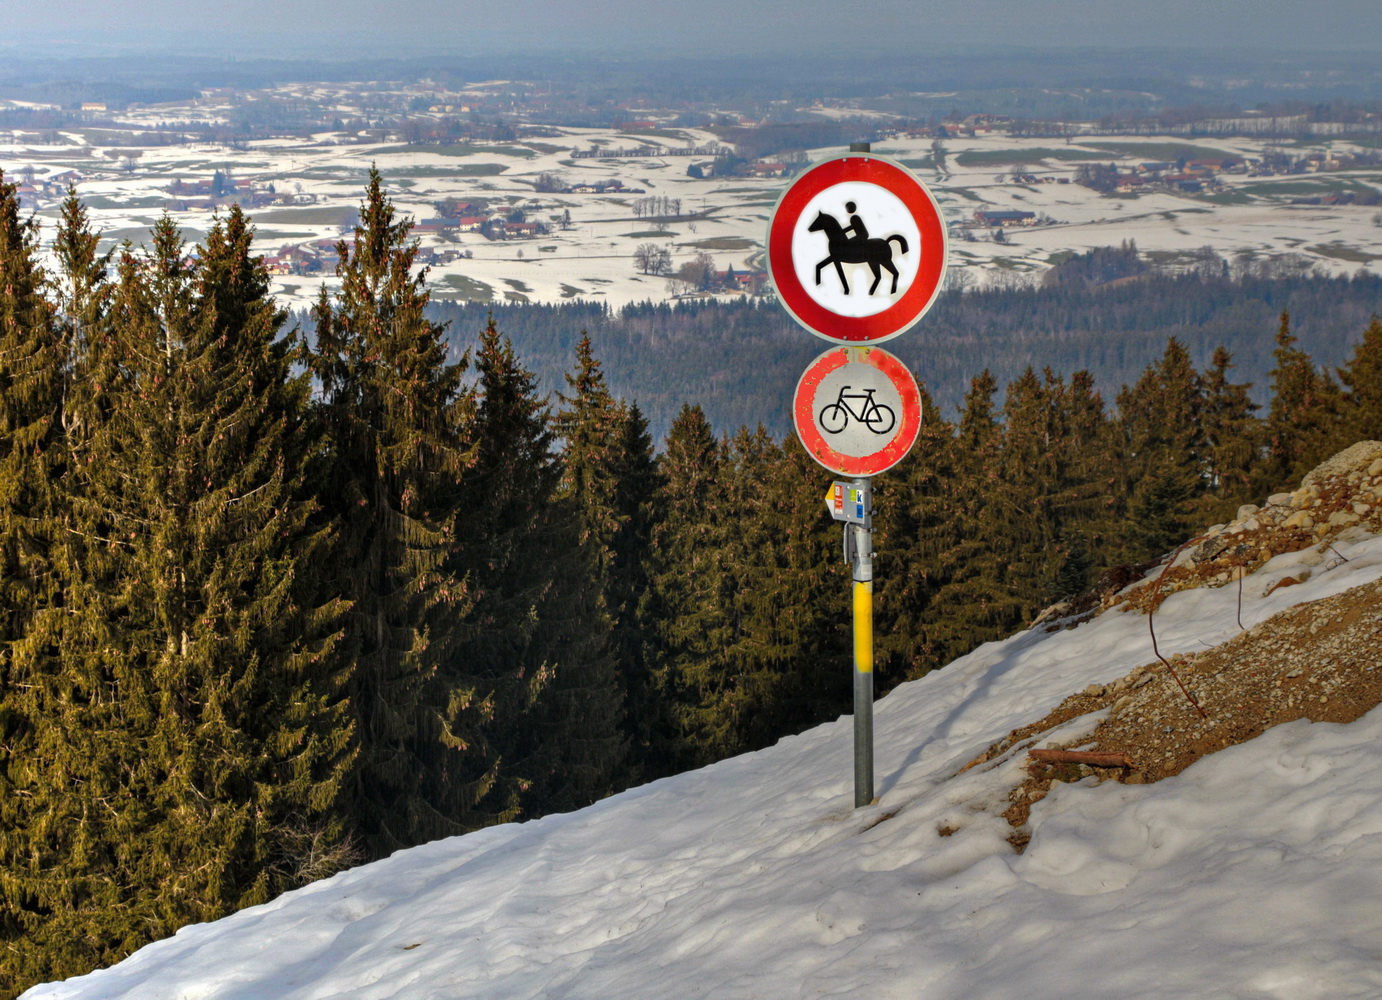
[768,154,947,345]
[793,347,922,477]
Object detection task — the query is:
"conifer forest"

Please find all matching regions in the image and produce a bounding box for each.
[2,166,1381,993]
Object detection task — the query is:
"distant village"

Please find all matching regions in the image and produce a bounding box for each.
[5,83,1379,299]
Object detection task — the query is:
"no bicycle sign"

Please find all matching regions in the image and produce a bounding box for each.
[767,152,947,345]
[793,345,922,478]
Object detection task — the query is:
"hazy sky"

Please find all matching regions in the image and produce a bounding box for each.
[6,0,1382,58]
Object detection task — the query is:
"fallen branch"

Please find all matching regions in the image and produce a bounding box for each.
[1028,748,1133,768]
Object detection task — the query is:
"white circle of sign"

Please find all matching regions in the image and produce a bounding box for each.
[790,181,922,319]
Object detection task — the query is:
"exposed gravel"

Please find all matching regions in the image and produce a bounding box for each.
[965,442,1382,851]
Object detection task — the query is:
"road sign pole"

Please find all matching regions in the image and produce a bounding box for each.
[850,476,874,808]
[774,145,943,811]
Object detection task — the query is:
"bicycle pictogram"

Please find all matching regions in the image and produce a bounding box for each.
[817,385,896,435]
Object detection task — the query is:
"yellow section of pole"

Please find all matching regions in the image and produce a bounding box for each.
[853,580,873,674]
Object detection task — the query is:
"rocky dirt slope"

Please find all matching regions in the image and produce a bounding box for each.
[965,441,1382,850]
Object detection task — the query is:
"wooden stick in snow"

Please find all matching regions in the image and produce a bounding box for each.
[1028,748,1133,768]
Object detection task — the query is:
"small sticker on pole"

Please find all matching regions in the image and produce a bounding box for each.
[825,481,872,525]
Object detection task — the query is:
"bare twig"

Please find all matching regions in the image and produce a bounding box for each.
[1148,536,1209,719]
[1243,558,1254,629]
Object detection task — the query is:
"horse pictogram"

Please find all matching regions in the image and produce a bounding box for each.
[808,201,910,296]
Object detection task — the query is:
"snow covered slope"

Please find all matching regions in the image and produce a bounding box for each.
[26,530,1382,1000]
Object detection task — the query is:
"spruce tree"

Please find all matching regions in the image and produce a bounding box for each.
[1196,345,1260,521]
[3,207,356,992]
[1262,311,1344,490]
[1112,337,1206,560]
[52,186,111,429]
[442,317,550,822]
[874,384,962,678]
[681,426,781,757]
[0,168,72,995]
[306,169,478,854]
[447,317,620,820]
[920,370,1019,659]
[996,367,1062,607]
[645,404,727,773]
[0,167,61,650]
[1052,369,1115,595]
[1336,316,1382,445]
[996,368,1108,613]
[606,401,663,780]
[734,431,851,739]
[522,333,627,810]
[555,333,623,551]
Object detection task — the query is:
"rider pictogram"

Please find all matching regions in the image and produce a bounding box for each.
[809,200,910,297]
[843,201,869,244]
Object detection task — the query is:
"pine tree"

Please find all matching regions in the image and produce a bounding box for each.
[1261,311,1344,491]
[0,168,73,995]
[1336,316,1382,445]
[1112,337,1206,560]
[306,169,478,855]
[645,404,727,773]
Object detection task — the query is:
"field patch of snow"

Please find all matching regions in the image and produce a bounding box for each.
[5,120,1380,312]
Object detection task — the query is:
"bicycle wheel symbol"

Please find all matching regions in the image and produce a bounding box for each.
[865,403,896,434]
[819,402,849,434]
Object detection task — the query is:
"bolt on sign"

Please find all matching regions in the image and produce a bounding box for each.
[766,152,947,345]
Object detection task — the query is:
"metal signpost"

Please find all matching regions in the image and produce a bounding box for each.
[769,143,946,808]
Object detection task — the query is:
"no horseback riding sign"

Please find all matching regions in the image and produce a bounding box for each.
[767,152,947,344]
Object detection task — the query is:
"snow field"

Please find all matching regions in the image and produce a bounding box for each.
[25,530,1382,999]
[5,123,1380,313]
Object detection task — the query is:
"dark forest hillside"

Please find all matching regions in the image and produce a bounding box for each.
[423,265,1382,443]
